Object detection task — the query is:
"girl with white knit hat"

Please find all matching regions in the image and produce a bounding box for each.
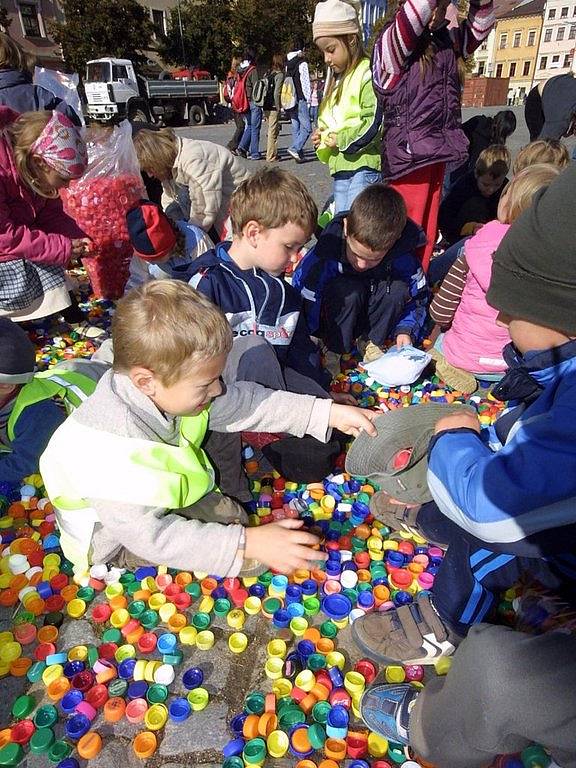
[312,0,382,214]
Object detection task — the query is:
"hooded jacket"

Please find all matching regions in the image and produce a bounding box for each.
[292,213,428,341]
[188,242,325,385]
[0,69,60,113]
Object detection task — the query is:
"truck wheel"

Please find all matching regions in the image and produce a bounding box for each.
[129,107,149,123]
[188,104,206,126]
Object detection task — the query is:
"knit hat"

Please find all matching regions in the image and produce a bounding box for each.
[540,73,576,140]
[312,0,361,40]
[487,163,576,336]
[30,109,87,180]
[0,318,36,384]
[126,200,178,262]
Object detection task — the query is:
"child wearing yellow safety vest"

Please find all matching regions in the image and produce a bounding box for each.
[40,281,377,582]
[311,0,382,215]
[0,318,108,486]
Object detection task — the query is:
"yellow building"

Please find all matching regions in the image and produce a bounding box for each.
[493,0,545,104]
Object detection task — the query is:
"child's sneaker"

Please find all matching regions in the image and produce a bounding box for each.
[370,492,447,549]
[363,341,386,363]
[352,594,458,665]
[428,348,477,394]
[360,683,420,745]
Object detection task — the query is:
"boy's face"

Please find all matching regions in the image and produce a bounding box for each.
[131,353,227,417]
[244,221,310,275]
[477,172,506,198]
[345,234,390,272]
[496,313,572,354]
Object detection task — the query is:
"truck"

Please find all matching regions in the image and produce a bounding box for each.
[84,57,220,125]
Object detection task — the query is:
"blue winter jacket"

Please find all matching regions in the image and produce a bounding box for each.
[0,69,60,113]
[292,214,428,342]
[428,340,576,554]
[188,242,326,386]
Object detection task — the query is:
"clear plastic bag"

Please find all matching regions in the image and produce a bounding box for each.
[63,121,145,299]
[34,67,85,126]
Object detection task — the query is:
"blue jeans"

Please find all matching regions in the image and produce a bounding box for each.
[332,169,381,215]
[239,102,263,157]
[428,237,469,286]
[288,99,312,154]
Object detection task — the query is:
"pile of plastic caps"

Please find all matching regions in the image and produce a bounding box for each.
[62,175,143,300]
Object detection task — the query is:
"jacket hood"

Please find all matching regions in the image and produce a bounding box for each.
[189,243,233,273]
[0,69,33,89]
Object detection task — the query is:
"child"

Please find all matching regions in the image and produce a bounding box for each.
[188,168,328,391]
[127,200,213,286]
[0,107,90,322]
[311,0,381,214]
[225,54,246,155]
[429,163,560,392]
[351,163,576,666]
[372,0,495,270]
[132,127,250,242]
[40,281,377,580]
[512,137,570,174]
[0,318,108,486]
[292,183,428,362]
[439,144,510,245]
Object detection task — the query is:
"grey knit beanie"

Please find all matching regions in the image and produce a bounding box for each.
[0,318,36,384]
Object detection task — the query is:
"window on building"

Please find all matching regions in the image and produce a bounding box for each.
[557,26,566,40]
[552,54,561,64]
[509,61,517,77]
[548,8,556,18]
[570,24,576,38]
[544,27,553,42]
[19,3,42,36]
[513,31,522,46]
[527,29,536,45]
[496,62,504,76]
[539,56,548,68]
[151,9,165,36]
[499,33,507,48]
[564,52,572,67]
[522,60,531,76]
[478,61,486,75]
[561,6,569,17]
[480,41,488,50]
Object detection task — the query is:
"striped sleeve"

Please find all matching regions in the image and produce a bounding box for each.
[429,252,468,327]
[459,0,495,57]
[372,0,436,93]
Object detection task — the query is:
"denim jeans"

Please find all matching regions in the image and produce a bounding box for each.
[239,102,263,157]
[288,99,312,154]
[332,169,381,214]
[428,237,469,286]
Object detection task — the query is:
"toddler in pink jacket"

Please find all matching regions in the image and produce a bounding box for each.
[429,163,560,392]
[0,106,89,322]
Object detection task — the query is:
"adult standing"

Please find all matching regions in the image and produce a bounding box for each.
[371,0,495,271]
[263,54,285,162]
[236,50,263,161]
[286,43,312,163]
[225,54,246,155]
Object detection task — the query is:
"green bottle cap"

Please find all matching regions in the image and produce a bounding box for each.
[262,597,281,615]
[222,758,244,768]
[47,740,72,763]
[60,560,74,576]
[244,692,265,715]
[33,704,58,729]
[242,738,267,765]
[119,572,136,584]
[108,678,128,697]
[0,742,24,767]
[257,572,273,587]
[320,620,338,638]
[279,708,306,730]
[29,727,55,754]
[162,651,183,665]
[213,598,231,617]
[12,611,34,626]
[11,694,36,720]
[342,588,359,604]
[27,661,46,683]
[87,645,99,668]
[125,581,141,596]
[308,722,326,749]
[146,683,168,704]
[102,628,122,644]
[312,700,331,724]
[388,742,407,764]
[191,612,211,630]
[307,652,326,671]
[185,582,201,598]
[357,582,373,593]
[140,609,159,629]
[76,587,95,603]
[128,600,146,618]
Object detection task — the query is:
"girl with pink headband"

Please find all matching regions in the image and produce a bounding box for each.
[0,107,91,322]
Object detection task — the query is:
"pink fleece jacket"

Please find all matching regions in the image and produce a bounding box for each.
[0,106,84,267]
[443,220,511,374]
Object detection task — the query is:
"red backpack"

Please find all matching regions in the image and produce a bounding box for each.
[231,65,254,113]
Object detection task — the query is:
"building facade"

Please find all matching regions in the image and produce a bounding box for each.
[361,0,386,43]
[0,0,65,67]
[534,0,576,83]
[493,0,545,103]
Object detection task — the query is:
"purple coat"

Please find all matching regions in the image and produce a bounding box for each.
[376,26,469,182]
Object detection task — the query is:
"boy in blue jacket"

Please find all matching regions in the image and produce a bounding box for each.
[292,184,428,362]
[188,168,330,393]
[352,163,576,668]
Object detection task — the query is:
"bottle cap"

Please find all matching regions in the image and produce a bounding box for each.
[187,687,209,711]
[76,731,102,760]
[144,703,168,731]
[133,731,157,759]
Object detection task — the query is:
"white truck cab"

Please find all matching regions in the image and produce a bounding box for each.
[85,58,146,121]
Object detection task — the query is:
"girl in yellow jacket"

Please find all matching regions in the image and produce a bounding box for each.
[312,0,382,215]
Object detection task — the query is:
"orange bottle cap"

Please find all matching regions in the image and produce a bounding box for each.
[77,731,103,759]
[133,731,157,759]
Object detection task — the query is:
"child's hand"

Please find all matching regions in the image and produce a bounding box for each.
[311,129,322,148]
[396,333,412,349]
[324,132,338,149]
[244,519,327,574]
[329,403,378,437]
[434,411,480,435]
[71,237,92,257]
[330,391,358,406]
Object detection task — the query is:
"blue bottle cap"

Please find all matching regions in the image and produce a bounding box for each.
[156,632,177,654]
[168,697,192,723]
[57,760,80,768]
[118,658,137,679]
[248,583,266,598]
[134,566,157,580]
[296,640,315,661]
[286,602,305,619]
[285,585,303,604]
[182,667,204,690]
[60,689,84,715]
[393,591,414,607]
[127,681,148,700]
[327,704,349,728]
[64,713,91,741]
[301,579,318,596]
[358,590,375,608]
[229,712,248,737]
[329,666,344,687]
[272,609,291,629]
[321,593,352,620]
[63,660,85,678]
[222,737,246,758]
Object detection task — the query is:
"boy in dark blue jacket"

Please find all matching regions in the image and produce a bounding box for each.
[292,184,428,362]
[188,168,330,393]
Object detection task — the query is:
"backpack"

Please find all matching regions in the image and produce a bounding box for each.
[263,72,277,111]
[223,74,236,104]
[231,65,254,113]
[280,75,297,110]
[252,74,269,107]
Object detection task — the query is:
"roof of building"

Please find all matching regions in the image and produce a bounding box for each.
[496,0,545,20]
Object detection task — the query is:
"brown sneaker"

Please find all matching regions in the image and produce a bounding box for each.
[370,492,447,549]
[363,341,386,363]
[352,594,458,665]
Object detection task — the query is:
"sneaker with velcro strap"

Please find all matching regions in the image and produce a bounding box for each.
[360,683,420,745]
[351,594,459,665]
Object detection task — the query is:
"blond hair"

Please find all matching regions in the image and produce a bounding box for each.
[512,139,570,175]
[112,281,233,386]
[498,163,560,225]
[0,32,25,70]
[230,167,318,237]
[475,144,511,178]
[132,128,178,180]
[5,110,56,198]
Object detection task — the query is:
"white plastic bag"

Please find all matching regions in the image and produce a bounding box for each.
[362,345,431,387]
[34,67,85,125]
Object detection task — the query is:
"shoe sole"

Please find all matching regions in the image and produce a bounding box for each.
[351,622,454,666]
